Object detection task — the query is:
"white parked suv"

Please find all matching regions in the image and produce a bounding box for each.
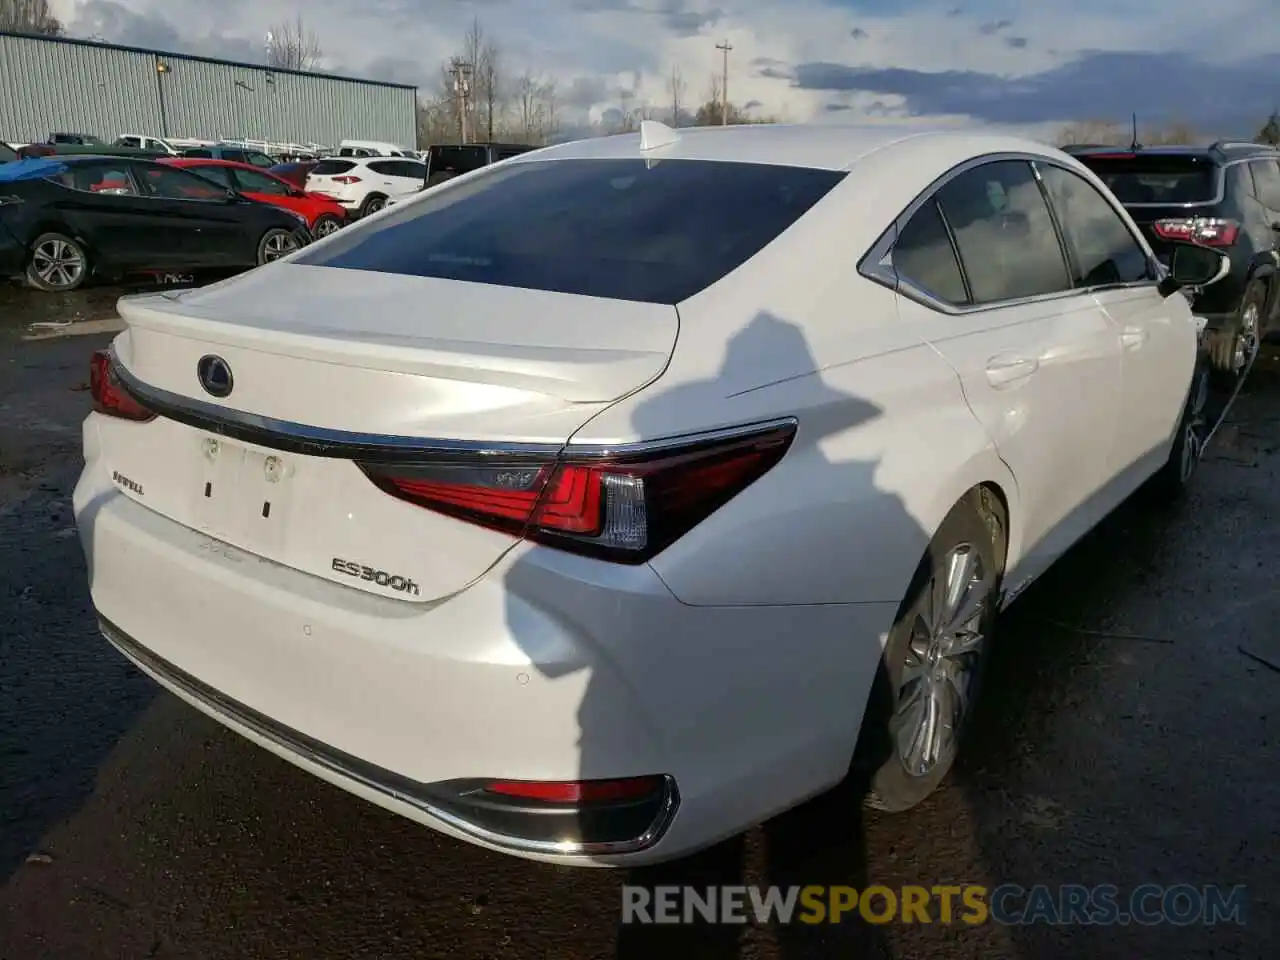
[305,156,425,218]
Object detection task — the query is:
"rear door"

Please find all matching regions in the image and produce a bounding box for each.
[1037,160,1193,478]
[366,159,426,196]
[887,158,1124,580]
[51,161,166,267]
[133,163,248,266]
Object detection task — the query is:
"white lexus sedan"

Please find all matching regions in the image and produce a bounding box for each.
[74,122,1226,866]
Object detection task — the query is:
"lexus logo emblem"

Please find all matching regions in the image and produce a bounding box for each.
[196,355,233,398]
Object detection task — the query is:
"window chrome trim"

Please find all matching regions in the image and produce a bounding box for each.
[107,344,797,464]
[858,150,1168,316]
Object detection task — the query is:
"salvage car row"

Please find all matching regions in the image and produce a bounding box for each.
[0,141,540,292]
[75,122,1259,867]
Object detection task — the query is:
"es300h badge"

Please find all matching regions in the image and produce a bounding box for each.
[331,558,420,596]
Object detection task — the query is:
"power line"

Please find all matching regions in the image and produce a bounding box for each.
[715,40,732,126]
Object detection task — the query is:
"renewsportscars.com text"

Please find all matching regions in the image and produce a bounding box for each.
[621,884,1247,926]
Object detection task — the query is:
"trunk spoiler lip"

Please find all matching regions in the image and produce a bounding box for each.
[115,291,673,404]
[106,344,797,466]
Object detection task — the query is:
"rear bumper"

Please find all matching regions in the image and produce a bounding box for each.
[74,429,890,866]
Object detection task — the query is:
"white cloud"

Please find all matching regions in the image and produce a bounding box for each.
[51,0,1280,131]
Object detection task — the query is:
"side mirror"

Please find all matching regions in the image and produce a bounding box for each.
[1159,243,1230,297]
[224,189,242,203]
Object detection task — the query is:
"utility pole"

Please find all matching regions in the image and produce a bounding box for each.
[716,40,732,126]
[449,58,473,144]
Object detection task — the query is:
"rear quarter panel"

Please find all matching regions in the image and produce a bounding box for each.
[568,150,1018,607]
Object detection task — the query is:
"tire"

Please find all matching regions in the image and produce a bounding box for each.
[1208,280,1264,384]
[1147,355,1211,501]
[360,194,387,217]
[860,490,1004,813]
[256,228,300,266]
[312,214,342,238]
[25,232,89,292]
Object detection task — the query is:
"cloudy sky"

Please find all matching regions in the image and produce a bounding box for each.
[46,0,1280,136]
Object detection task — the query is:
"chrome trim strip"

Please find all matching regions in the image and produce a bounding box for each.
[98,616,679,858]
[107,343,797,463]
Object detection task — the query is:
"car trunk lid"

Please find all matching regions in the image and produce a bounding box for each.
[100,263,679,601]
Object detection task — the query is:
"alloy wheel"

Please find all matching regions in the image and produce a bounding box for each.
[894,543,990,778]
[32,238,85,289]
[263,231,299,262]
[1179,369,1210,483]
[313,217,340,238]
[1234,303,1260,373]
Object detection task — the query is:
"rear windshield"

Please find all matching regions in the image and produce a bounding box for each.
[428,145,490,175]
[298,158,845,303]
[1077,155,1220,204]
[312,159,357,175]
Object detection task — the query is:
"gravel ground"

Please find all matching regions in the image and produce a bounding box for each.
[1,284,1277,959]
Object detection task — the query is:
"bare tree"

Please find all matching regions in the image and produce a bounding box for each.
[1054,120,1127,147]
[265,15,323,72]
[667,64,686,126]
[0,0,64,34]
[513,70,558,145]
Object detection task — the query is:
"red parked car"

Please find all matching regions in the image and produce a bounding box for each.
[159,158,347,237]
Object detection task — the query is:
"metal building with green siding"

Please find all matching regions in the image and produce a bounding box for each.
[0,31,417,149]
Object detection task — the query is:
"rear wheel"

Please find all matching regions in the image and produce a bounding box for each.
[257,228,299,265]
[360,194,387,217]
[1209,281,1264,383]
[312,214,342,238]
[26,232,89,292]
[1148,355,1210,500]
[861,492,1004,812]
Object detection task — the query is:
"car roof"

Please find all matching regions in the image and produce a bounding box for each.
[512,123,1070,172]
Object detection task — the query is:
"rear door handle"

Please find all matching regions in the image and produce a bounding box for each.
[1120,326,1149,349]
[985,354,1039,387]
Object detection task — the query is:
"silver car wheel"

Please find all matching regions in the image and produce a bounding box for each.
[32,237,86,289]
[894,543,989,778]
[262,230,299,262]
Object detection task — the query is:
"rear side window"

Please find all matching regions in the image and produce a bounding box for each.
[1250,160,1280,209]
[299,158,845,304]
[366,160,397,176]
[0,142,16,162]
[184,149,213,158]
[934,160,1071,304]
[893,201,968,304]
[312,159,356,176]
[1079,155,1220,204]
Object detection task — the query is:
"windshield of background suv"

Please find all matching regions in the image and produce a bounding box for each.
[1077,154,1220,204]
[298,158,846,304]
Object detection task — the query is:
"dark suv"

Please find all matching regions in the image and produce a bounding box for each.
[424,143,534,187]
[1066,141,1280,379]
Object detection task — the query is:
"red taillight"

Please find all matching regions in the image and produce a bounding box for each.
[89,350,155,422]
[331,175,361,184]
[1153,217,1239,247]
[358,421,796,563]
[483,776,664,804]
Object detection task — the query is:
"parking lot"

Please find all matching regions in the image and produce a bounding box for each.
[2,281,1278,959]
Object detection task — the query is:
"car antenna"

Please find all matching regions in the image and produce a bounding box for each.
[639,120,680,152]
[1129,112,1142,151]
